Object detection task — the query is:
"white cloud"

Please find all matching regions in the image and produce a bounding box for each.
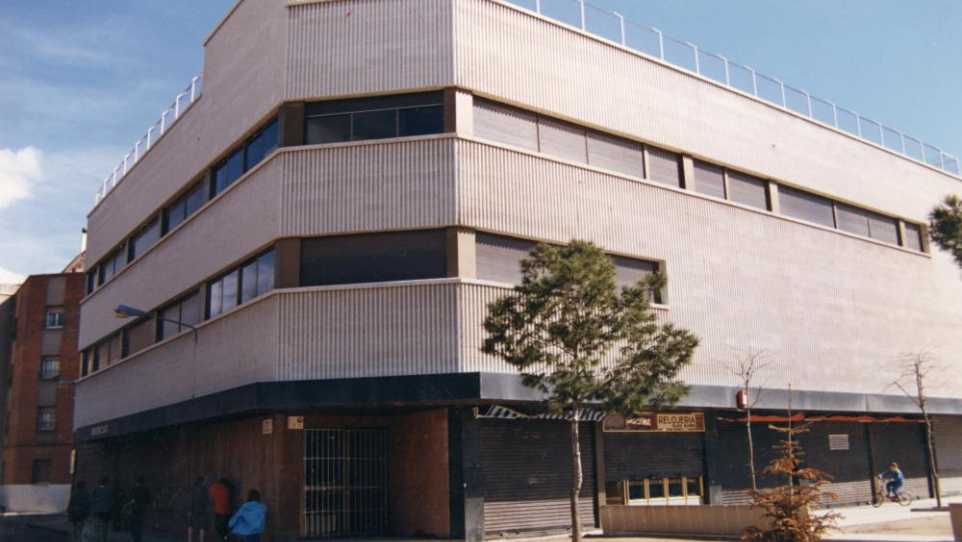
[0,266,25,285]
[0,147,42,209]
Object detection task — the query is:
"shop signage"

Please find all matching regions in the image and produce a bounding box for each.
[262,418,273,435]
[287,416,304,430]
[90,424,109,436]
[604,412,705,432]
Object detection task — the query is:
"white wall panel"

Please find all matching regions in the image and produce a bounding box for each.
[286,0,455,100]
[452,0,961,224]
[455,139,962,400]
[279,138,458,237]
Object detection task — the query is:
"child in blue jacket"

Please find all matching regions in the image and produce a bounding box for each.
[229,489,267,542]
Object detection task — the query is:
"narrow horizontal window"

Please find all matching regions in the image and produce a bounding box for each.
[213,148,244,196]
[779,186,835,228]
[306,114,351,144]
[693,161,725,199]
[473,99,539,152]
[538,117,587,163]
[398,106,443,137]
[352,109,397,141]
[126,318,156,357]
[129,217,161,260]
[475,234,537,285]
[867,212,899,245]
[836,203,870,237]
[301,230,447,287]
[903,222,924,252]
[647,147,682,188]
[305,92,443,116]
[245,117,279,171]
[727,171,768,210]
[586,132,643,178]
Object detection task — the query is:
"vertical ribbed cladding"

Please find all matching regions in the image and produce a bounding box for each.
[79,157,283,349]
[285,0,456,100]
[455,140,962,398]
[275,282,461,381]
[452,0,960,224]
[279,138,458,237]
[73,295,280,429]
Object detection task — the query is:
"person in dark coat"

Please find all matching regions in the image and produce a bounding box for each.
[188,476,210,542]
[67,480,92,541]
[126,477,153,542]
[83,476,114,542]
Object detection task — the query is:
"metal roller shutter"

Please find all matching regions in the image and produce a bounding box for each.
[800,422,873,506]
[870,423,931,499]
[605,432,704,480]
[482,419,597,536]
[473,99,539,152]
[934,416,962,476]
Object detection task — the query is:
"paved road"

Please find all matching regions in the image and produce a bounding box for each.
[0,514,68,542]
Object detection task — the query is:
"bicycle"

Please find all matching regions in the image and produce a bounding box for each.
[872,474,912,507]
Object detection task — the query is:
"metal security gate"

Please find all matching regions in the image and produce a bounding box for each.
[304,428,388,538]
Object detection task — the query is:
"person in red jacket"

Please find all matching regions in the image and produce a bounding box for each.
[208,479,233,541]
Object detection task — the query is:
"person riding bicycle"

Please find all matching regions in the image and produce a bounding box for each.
[880,462,905,499]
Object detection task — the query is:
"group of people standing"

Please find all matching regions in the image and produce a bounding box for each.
[66,476,152,542]
[66,475,266,542]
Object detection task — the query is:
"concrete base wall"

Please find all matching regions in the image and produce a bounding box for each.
[0,484,71,513]
[600,504,771,536]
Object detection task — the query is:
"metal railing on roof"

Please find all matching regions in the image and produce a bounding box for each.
[93,74,204,206]
[507,0,961,177]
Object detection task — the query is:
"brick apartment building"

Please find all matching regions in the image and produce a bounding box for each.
[0,271,84,512]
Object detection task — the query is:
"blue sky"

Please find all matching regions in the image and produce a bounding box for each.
[0,0,959,282]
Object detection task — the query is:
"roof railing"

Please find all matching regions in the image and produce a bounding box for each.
[93,74,204,206]
[507,0,960,177]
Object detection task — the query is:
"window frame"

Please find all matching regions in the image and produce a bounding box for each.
[43,308,65,329]
[39,357,60,380]
[207,247,276,320]
[36,407,56,432]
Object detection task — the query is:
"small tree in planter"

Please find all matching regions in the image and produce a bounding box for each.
[743,395,839,542]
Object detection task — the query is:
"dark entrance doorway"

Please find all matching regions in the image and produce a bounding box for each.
[304,428,388,538]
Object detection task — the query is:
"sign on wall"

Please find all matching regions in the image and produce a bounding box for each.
[604,412,705,432]
[262,418,273,435]
[287,416,304,430]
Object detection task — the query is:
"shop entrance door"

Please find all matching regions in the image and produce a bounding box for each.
[304,428,388,538]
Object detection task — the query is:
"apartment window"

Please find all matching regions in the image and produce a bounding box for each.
[36,408,56,432]
[305,92,444,146]
[693,161,725,199]
[245,118,279,170]
[86,270,97,295]
[646,147,683,188]
[39,358,60,380]
[81,350,91,377]
[208,249,276,319]
[727,171,769,210]
[158,291,203,341]
[213,148,244,195]
[903,222,924,252]
[867,212,900,245]
[586,132,644,178]
[126,318,156,357]
[44,308,64,329]
[98,245,128,285]
[301,231,446,287]
[164,180,207,233]
[128,217,161,260]
[779,186,836,228]
[538,117,588,163]
[836,203,871,237]
[31,460,52,484]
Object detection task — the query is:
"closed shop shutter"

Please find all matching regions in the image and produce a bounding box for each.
[870,423,930,499]
[605,432,704,480]
[482,419,597,536]
[800,422,873,505]
[934,416,962,476]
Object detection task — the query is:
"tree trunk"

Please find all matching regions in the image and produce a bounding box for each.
[570,410,583,542]
[746,406,757,491]
[923,412,942,508]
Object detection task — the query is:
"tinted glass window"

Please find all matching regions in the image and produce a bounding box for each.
[245,118,279,170]
[398,106,443,137]
[301,230,447,287]
[214,148,244,195]
[256,250,275,295]
[306,115,351,144]
[185,181,207,216]
[836,203,870,237]
[160,303,180,340]
[165,200,187,232]
[221,271,239,313]
[127,319,155,356]
[868,212,899,245]
[779,186,835,228]
[903,222,923,252]
[181,293,203,327]
[352,110,397,140]
[727,171,768,210]
[241,261,258,303]
[693,161,725,198]
[647,147,682,188]
[130,218,160,260]
[209,280,223,318]
[305,92,443,116]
